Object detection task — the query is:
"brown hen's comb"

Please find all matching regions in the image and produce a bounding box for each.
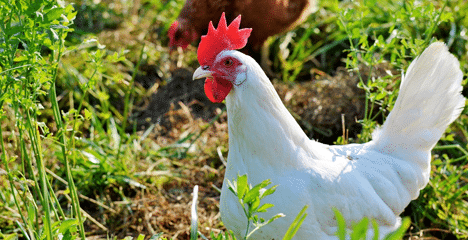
[197,12,252,66]
[168,21,179,48]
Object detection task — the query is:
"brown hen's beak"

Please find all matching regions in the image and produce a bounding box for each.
[193,66,213,80]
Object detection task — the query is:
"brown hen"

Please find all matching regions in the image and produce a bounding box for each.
[168,0,317,56]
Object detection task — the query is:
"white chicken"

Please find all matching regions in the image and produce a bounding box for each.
[192,13,465,239]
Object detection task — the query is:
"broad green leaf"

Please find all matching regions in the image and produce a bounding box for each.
[237,174,248,200]
[249,197,261,215]
[258,179,272,189]
[260,185,277,199]
[5,26,24,37]
[44,7,64,23]
[375,91,387,100]
[244,179,271,203]
[58,219,78,233]
[244,185,261,204]
[257,203,275,213]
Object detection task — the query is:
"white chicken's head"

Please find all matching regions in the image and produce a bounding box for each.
[193,50,250,102]
[192,12,252,103]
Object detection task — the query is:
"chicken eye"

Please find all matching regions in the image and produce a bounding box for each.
[224,58,233,67]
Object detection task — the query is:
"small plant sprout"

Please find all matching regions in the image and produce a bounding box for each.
[227,174,283,239]
[227,174,308,240]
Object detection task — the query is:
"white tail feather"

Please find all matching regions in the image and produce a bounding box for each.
[370,42,465,192]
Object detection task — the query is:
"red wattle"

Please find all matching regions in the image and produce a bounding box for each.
[204,77,233,103]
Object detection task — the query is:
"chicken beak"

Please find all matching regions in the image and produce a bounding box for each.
[193,66,213,80]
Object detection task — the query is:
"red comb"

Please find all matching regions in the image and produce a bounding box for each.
[197,13,252,66]
[168,21,178,48]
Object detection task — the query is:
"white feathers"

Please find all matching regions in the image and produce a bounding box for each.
[214,42,465,239]
[372,42,465,151]
[370,42,465,190]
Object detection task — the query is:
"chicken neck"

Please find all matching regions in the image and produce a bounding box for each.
[224,57,323,177]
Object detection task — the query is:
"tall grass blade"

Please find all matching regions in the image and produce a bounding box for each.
[282,205,308,240]
[190,185,199,240]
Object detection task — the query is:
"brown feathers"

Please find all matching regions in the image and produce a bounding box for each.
[168,0,317,53]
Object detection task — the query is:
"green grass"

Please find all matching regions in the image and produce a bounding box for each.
[1,0,467,239]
